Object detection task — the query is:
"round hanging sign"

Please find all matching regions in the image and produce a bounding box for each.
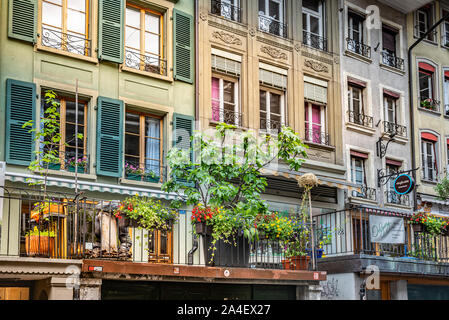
[393,174,415,195]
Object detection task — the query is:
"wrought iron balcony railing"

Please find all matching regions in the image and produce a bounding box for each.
[47,150,90,174]
[41,26,91,56]
[211,0,241,22]
[383,121,407,138]
[346,38,371,58]
[351,186,377,201]
[0,186,314,271]
[258,15,287,38]
[260,118,282,134]
[211,106,243,127]
[124,160,167,184]
[303,31,328,52]
[125,50,167,76]
[304,129,331,146]
[419,97,440,112]
[347,111,374,128]
[381,51,404,71]
[385,190,410,206]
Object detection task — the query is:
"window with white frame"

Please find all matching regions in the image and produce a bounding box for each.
[211,53,241,126]
[347,10,365,54]
[350,152,368,198]
[258,0,286,37]
[304,76,328,145]
[443,9,449,47]
[421,134,438,182]
[385,159,402,204]
[302,0,326,51]
[384,95,398,125]
[415,5,435,41]
[211,75,240,126]
[348,84,364,120]
[211,0,241,22]
[418,61,438,110]
[444,71,449,116]
[260,88,285,134]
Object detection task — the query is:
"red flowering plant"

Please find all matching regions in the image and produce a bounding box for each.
[408,212,426,225]
[191,205,216,225]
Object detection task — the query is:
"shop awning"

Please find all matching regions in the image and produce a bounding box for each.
[5,172,180,200]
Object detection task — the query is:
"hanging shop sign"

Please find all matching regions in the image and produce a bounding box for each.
[369,215,405,244]
[393,174,415,195]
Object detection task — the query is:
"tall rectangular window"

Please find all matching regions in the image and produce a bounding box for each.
[443,10,449,47]
[384,95,397,124]
[348,84,364,120]
[385,159,402,204]
[421,138,438,181]
[42,95,88,173]
[41,0,90,56]
[444,72,449,116]
[347,11,365,55]
[211,0,241,22]
[125,4,165,75]
[381,25,400,68]
[305,102,326,145]
[415,5,435,41]
[125,111,163,183]
[302,0,325,51]
[260,88,285,134]
[258,0,286,37]
[418,62,438,111]
[211,75,240,126]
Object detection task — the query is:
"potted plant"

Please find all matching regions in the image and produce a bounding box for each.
[125,162,145,181]
[420,98,435,111]
[409,212,426,233]
[30,201,65,222]
[25,226,56,257]
[144,170,160,183]
[67,156,88,173]
[156,203,179,231]
[114,196,141,228]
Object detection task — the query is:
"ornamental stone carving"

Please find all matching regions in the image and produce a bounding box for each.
[304,59,329,73]
[212,31,242,45]
[260,45,287,60]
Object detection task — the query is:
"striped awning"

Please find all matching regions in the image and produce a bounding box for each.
[259,168,361,194]
[5,172,180,200]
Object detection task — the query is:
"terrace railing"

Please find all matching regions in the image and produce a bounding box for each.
[41,26,91,57]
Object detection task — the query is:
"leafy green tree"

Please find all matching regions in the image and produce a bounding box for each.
[435,175,449,202]
[162,123,308,242]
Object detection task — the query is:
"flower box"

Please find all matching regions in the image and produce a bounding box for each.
[289,255,311,270]
[68,165,85,174]
[126,173,142,181]
[281,259,291,270]
[144,175,161,183]
[25,235,55,257]
[204,233,250,268]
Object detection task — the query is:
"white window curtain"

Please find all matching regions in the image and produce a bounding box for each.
[145,118,161,178]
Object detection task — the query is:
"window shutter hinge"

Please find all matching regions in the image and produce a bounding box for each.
[170,16,173,21]
[36,94,39,99]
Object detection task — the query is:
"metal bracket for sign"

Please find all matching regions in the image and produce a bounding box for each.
[376,133,396,159]
[377,168,420,188]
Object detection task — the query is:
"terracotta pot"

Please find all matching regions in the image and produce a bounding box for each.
[281,259,291,270]
[289,255,311,270]
[25,235,55,257]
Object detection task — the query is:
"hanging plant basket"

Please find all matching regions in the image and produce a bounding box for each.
[195,222,212,236]
[413,223,425,233]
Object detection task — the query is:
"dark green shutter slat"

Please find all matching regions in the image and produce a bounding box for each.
[173,9,194,83]
[173,113,194,186]
[98,0,124,63]
[8,0,37,43]
[6,79,36,165]
[96,97,124,177]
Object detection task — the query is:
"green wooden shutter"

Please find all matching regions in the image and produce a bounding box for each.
[98,0,124,63]
[173,9,194,83]
[5,79,36,166]
[8,0,37,43]
[96,97,124,177]
[173,113,194,186]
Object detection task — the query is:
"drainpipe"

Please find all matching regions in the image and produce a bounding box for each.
[408,12,449,212]
[187,0,200,264]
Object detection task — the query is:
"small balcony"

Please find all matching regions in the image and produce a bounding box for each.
[303,31,328,52]
[211,106,243,127]
[304,129,331,147]
[258,15,287,38]
[211,0,241,22]
[41,26,91,57]
[419,97,440,113]
[124,160,167,184]
[383,121,407,138]
[47,150,90,174]
[381,51,404,71]
[351,186,377,202]
[0,187,315,273]
[260,118,282,134]
[346,38,371,58]
[124,49,167,76]
[385,190,410,206]
[347,111,374,128]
